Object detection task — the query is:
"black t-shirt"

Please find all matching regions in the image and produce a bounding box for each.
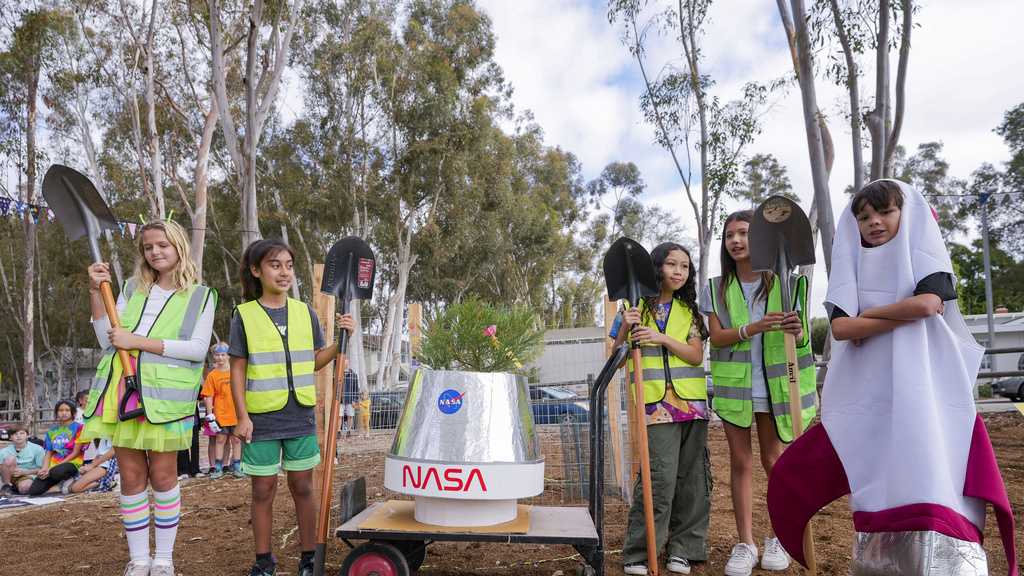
[229,302,325,441]
[828,272,957,321]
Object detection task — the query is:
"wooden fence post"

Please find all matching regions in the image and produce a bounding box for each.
[313,264,337,502]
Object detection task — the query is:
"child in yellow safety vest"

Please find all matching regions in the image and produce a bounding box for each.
[611,242,710,576]
[229,238,355,576]
[82,220,217,576]
[700,210,814,576]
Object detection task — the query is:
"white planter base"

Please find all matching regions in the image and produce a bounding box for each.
[414,496,517,527]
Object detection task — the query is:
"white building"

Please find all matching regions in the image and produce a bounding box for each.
[528,326,609,394]
[964,311,1024,380]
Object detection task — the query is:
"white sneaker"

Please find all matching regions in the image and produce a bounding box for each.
[724,542,758,576]
[761,537,791,570]
[667,556,691,574]
[122,560,151,576]
[149,560,175,576]
[623,563,649,575]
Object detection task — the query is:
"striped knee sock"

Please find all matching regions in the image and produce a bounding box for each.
[120,491,151,563]
[152,484,181,563]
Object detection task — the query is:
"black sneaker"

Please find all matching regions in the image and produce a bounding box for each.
[249,562,277,576]
[297,555,314,576]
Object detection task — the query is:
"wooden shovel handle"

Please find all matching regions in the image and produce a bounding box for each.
[317,353,348,545]
[784,331,817,574]
[100,281,136,377]
[632,347,659,576]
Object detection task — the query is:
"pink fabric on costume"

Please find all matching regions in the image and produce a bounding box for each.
[768,418,1018,575]
[767,423,850,567]
[964,415,1017,575]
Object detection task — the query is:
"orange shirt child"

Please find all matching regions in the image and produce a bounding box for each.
[200,368,238,427]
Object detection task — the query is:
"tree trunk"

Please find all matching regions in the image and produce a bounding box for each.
[869,0,889,181]
[884,0,912,177]
[191,102,218,281]
[786,0,836,275]
[269,186,301,298]
[76,95,126,285]
[144,0,164,218]
[23,67,39,432]
[828,0,865,192]
[241,0,263,248]
[678,1,712,289]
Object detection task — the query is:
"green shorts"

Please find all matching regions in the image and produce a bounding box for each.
[241,434,321,476]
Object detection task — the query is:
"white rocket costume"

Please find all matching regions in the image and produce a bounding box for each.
[767,180,1016,575]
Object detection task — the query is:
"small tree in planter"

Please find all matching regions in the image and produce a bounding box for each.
[386,298,548,527]
[418,298,545,372]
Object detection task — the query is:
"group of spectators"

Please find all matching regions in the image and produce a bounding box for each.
[1,366,373,498]
[0,392,119,498]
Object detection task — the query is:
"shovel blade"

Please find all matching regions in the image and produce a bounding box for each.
[41,164,118,241]
[602,237,659,307]
[749,195,816,274]
[321,236,376,301]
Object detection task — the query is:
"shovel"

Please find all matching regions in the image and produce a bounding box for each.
[749,195,817,573]
[603,237,660,576]
[42,165,144,421]
[314,236,376,576]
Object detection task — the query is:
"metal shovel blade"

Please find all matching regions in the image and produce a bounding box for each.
[602,236,659,308]
[321,236,376,302]
[41,164,118,242]
[749,196,816,273]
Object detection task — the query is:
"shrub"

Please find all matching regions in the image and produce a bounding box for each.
[418,298,544,373]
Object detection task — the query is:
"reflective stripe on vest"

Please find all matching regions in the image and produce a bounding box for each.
[627,299,706,403]
[86,282,216,424]
[708,274,817,442]
[237,299,317,414]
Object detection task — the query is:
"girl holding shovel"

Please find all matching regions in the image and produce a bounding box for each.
[701,210,815,576]
[229,238,355,576]
[611,242,710,575]
[81,219,217,576]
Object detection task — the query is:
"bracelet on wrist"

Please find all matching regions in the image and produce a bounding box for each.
[738,324,749,341]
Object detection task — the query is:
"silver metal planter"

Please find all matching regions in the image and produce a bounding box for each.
[384,369,545,526]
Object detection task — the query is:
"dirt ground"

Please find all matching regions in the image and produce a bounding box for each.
[1,413,1021,576]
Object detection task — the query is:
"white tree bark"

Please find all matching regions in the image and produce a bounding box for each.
[828,0,865,192]
[868,0,890,181]
[143,0,163,217]
[884,0,912,177]
[191,102,219,281]
[209,0,305,248]
[780,0,836,275]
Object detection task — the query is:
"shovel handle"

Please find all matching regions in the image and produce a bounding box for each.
[632,346,659,576]
[784,331,817,574]
[315,352,349,575]
[100,281,136,378]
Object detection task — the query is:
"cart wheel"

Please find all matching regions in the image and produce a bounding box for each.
[393,540,427,572]
[340,542,410,576]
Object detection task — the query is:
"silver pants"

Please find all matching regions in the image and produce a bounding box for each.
[852,531,988,576]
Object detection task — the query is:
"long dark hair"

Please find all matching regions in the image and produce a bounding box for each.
[719,210,773,309]
[240,238,296,302]
[643,242,708,340]
[53,399,76,422]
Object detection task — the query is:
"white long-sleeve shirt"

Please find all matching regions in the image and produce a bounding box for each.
[91,284,215,362]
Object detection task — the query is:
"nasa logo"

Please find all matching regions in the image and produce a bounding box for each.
[437,389,464,414]
[401,464,488,492]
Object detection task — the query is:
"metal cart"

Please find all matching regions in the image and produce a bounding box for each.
[334,344,629,576]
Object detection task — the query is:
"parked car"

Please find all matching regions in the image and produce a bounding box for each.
[990,377,1024,401]
[529,385,590,425]
[370,390,408,429]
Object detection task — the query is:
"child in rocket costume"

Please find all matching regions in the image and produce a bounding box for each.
[767,179,1016,575]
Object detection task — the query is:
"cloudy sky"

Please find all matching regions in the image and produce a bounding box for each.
[474,0,1024,316]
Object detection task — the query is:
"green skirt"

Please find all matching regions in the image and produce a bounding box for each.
[81,394,195,453]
